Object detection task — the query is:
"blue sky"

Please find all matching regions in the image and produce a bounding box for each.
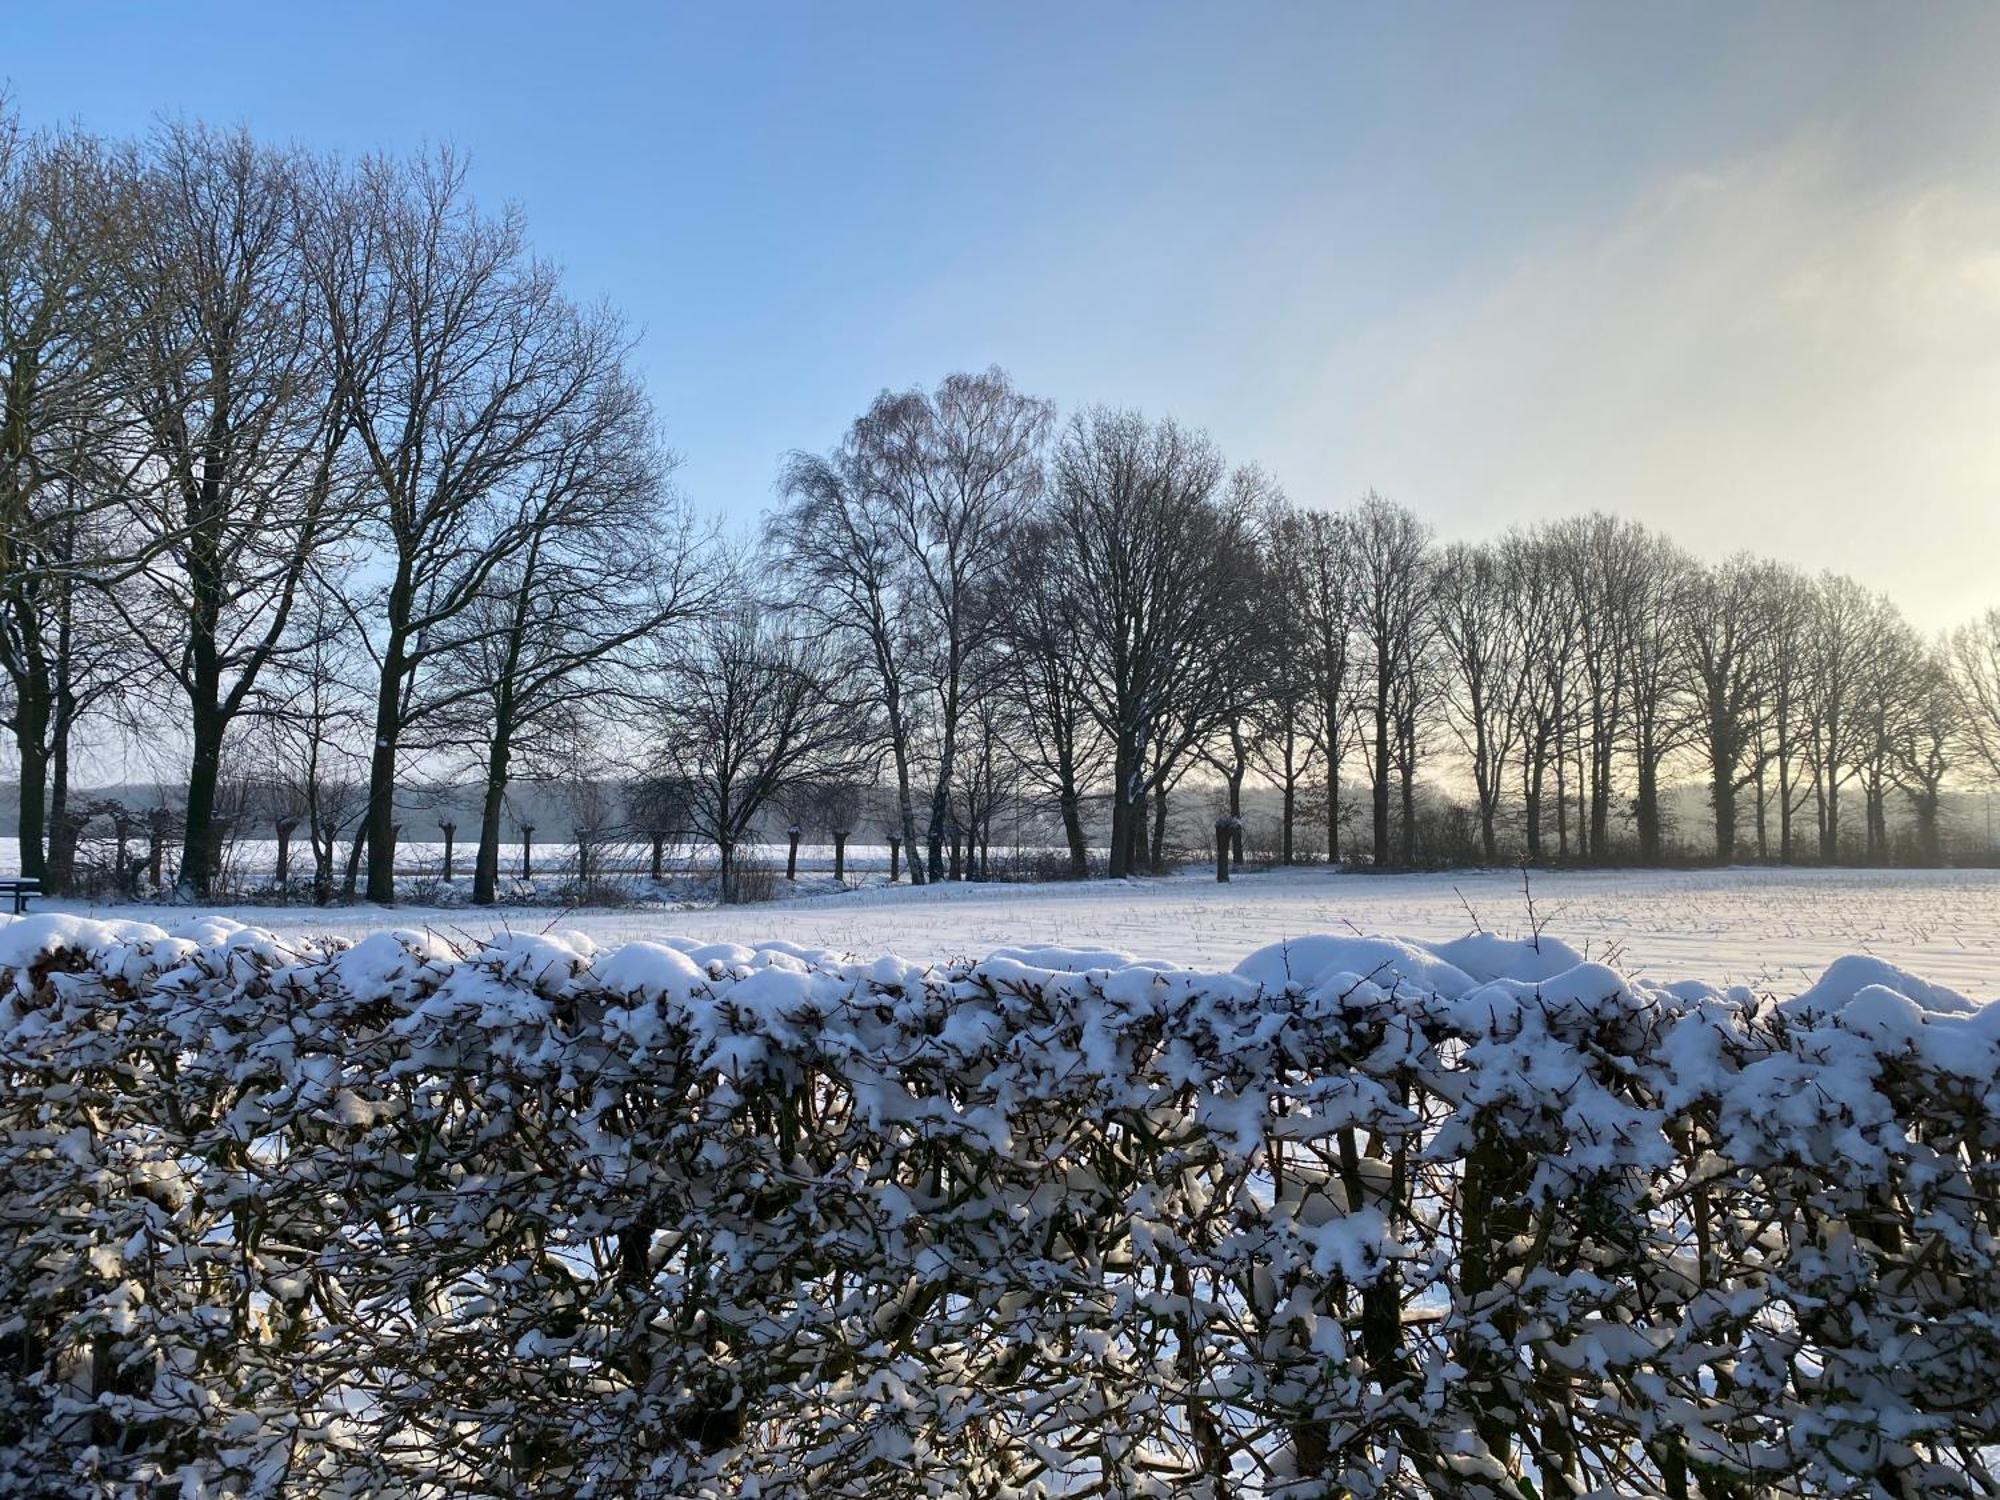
[10,3,2000,625]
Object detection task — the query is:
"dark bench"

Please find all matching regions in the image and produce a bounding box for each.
[0,878,38,914]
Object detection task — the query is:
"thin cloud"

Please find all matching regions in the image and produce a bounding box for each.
[1347,131,2000,629]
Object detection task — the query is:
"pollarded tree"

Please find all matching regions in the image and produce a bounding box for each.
[654,601,872,903]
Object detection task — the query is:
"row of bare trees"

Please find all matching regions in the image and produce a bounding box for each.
[771,376,2000,875]
[0,111,744,899]
[8,106,2000,901]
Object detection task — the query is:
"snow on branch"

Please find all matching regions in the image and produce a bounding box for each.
[2,914,1997,1496]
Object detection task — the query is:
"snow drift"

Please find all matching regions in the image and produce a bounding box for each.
[1,914,1996,1497]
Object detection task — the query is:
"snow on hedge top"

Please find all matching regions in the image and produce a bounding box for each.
[0,909,1984,1014]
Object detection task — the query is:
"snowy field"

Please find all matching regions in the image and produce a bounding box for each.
[34,863,2000,999]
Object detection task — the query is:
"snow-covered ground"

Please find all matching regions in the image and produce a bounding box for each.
[34,863,2000,999]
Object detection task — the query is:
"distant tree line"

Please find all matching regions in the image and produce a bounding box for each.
[6,108,2000,902]
[771,378,2000,882]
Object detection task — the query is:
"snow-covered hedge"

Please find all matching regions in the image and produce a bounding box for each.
[2,915,1998,1498]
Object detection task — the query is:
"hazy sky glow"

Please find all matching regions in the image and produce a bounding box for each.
[10,2,1998,626]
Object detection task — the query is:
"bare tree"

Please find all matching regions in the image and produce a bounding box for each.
[655,602,871,903]
[1801,573,1878,862]
[1753,563,1817,863]
[950,675,1018,880]
[0,114,142,886]
[258,583,370,904]
[1952,607,2000,785]
[1203,470,1291,867]
[1501,526,1579,861]
[1431,541,1524,863]
[865,370,1050,880]
[448,434,714,905]
[991,515,1107,877]
[1550,515,1646,859]
[1296,509,1359,863]
[1043,408,1241,878]
[771,369,1050,885]
[1852,605,1925,863]
[770,441,927,882]
[1350,494,1430,867]
[1894,643,1960,865]
[1620,530,1695,864]
[1680,555,1772,862]
[1246,500,1323,865]
[310,149,648,903]
[110,123,360,897]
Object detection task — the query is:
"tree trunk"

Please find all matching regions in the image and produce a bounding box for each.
[1325,754,1341,865]
[473,758,508,905]
[1913,794,1941,865]
[1372,683,1391,867]
[888,723,926,887]
[1754,764,1769,860]
[1778,739,1795,864]
[363,636,405,903]
[1227,767,1245,868]
[342,824,367,899]
[1399,758,1416,867]
[275,821,295,896]
[1060,790,1087,878]
[15,731,48,889]
[1636,754,1662,864]
[1108,740,1138,879]
[1150,787,1170,875]
[1712,760,1737,864]
[1524,748,1545,863]
[179,700,226,898]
